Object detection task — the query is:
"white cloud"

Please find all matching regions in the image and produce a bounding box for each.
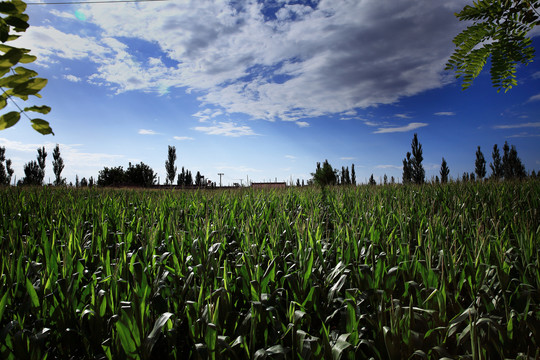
[64,74,82,82]
[373,122,428,134]
[173,136,194,141]
[138,129,159,135]
[493,122,540,129]
[296,121,310,127]
[193,122,257,137]
[507,132,540,138]
[527,93,540,102]
[434,111,455,116]
[23,1,468,123]
[340,157,355,160]
[375,164,401,169]
[285,155,296,159]
[394,113,412,119]
[193,108,224,122]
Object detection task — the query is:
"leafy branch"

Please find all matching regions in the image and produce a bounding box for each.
[0,0,53,134]
[446,0,539,92]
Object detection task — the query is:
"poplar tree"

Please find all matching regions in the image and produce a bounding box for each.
[52,144,65,186]
[490,144,503,179]
[410,133,425,184]
[475,146,486,180]
[440,157,450,184]
[165,145,177,185]
[0,146,14,185]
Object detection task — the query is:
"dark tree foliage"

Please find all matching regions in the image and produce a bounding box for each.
[0,146,14,185]
[502,141,526,179]
[177,167,195,187]
[368,174,376,186]
[97,166,126,187]
[475,146,486,180]
[20,160,40,185]
[383,174,388,185]
[125,162,156,187]
[447,0,539,92]
[98,163,156,187]
[402,152,412,184]
[351,164,356,185]
[195,171,203,187]
[80,177,88,187]
[165,145,177,185]
[311,159,337,188]
[440,157,450,184]
[52,143,65,186]
[411,133,425,184]
[345,166,351,185]
[490,144,503,179]
[19,146,46,185]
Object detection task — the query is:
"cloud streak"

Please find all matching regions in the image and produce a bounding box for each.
[138,129,159,135]
[193,122,257,137]
[493,122,540,129]
[373,122,428,134]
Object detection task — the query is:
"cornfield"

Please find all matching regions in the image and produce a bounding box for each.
[0,181,539,359]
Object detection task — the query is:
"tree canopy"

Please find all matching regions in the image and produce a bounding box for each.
[311,160,337,188]
[0,0,52,134]
[447,0,539,92]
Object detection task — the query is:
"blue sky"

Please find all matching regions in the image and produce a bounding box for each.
[1,0,539,185]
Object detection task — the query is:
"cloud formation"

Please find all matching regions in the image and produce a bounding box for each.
[373,122,428,134]
[193,122,257,137]
[434,111,456,116]
[173,136,194,141]
[21,1,467,123]
[493,122,540,129]
[138,129,159,135]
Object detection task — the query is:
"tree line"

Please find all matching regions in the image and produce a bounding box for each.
[400,133,527,185]
[311,133,534,187]
[0,137,535,188]
[0,144,210,188]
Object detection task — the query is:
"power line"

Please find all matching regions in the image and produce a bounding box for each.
[27,0,167,5]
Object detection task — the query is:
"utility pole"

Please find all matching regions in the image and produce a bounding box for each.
[218,173,224,187]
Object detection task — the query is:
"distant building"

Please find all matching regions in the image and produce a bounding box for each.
[251,182,287,189]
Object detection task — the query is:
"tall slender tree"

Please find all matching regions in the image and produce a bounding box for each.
[37,146,46,184]
[503,143,526,179]
[502,141,511,179]
[490,144,503,180]
[440,157,450,184]
[52,144,65,186]
[410,133,425,184]
[165,145,177,185]
[0,146,14,185]
[402,152,412,184]
[475,146,486,180]
[351,164,356,185]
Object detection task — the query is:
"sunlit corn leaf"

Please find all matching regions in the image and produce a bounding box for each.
[142,312,174,358]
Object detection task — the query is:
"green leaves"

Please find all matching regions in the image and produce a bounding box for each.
[0,0,52,134]
[447,0,538,92]
[0,110,18,129]
[31,119,53,135]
